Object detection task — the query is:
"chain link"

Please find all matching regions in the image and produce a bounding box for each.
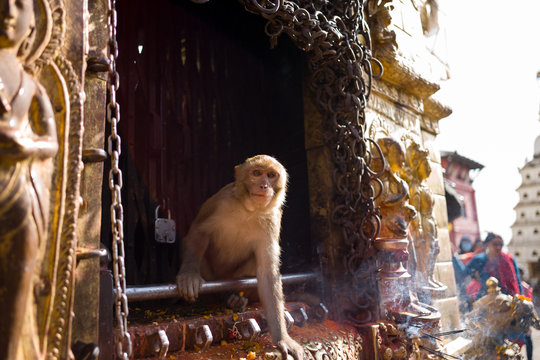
[104,0,378,347]
[106,0,132,358]
[243,0,381,323]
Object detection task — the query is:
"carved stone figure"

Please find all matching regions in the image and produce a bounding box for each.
[374,137,436,320]
[376,137,416,241]
[367,0,398,49]
[0,0,58,358]
[402,141,445,298]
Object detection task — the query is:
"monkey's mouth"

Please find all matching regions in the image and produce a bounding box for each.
[250,193,270,203]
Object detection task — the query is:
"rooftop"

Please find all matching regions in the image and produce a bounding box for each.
[441,151,484,170]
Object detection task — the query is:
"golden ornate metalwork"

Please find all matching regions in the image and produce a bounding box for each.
[374,137,416,241]
[240,0,382,325]
[302,330,363,360]
[45,54,85,359]
[402,140,446,301]
[367,0,398,49]
[0,0,86,358]
[376,323,411,360]
[373,137,438,320]
[0,0,58,358]
[464,277,540,360]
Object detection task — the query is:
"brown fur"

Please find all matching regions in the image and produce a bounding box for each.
[177,155,303,359]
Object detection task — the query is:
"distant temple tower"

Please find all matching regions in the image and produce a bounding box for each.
[441,151,484,251]
[509,135,540,281]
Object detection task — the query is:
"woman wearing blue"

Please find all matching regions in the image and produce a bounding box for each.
[453,232,522,302]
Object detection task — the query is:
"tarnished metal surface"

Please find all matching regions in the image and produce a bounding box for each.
[0,0,88,357]
[126,272,318,302]
[155,329,170,358]
[0,0,59,357]
[402,140,447,302]
[99,269,115,359]
[74,3,109,338]
[127,304,362,360]
[126,303,309,355]
[368,136,442,331]
[239,0,382,325]
[105,0,133,357]
[463,277,540,360]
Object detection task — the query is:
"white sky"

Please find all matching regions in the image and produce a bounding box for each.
[433,0,540,244]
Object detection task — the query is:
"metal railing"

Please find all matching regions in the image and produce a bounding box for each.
[124,272,319,302]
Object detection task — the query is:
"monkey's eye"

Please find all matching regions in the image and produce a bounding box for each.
[252,169,263,177]
[267,172,278,179]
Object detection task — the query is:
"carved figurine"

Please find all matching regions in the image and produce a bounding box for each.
[402,141,445,297]
[374,137,435,319]
[367,0,398,49]
[376,137,417,241]
[0,0,58,358]
[464,277,540,360]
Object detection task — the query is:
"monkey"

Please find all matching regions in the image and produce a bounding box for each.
[176,154,304,360]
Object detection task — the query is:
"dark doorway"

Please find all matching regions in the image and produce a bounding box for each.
[109,0,313,285]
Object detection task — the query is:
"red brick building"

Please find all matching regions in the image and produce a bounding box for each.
[441,151,484,251]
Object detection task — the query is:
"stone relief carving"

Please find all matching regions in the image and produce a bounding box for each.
[0,0,84,358]
[367,0,397,49]
[373,136,439,322]
[401,140,446,302]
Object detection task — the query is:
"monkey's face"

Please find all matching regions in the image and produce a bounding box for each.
[247,167,279,206]
[234,155,287,211]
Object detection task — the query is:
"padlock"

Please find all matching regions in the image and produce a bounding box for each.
[155,205,176,243]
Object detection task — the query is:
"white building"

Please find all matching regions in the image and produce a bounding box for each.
[509,135,540,283]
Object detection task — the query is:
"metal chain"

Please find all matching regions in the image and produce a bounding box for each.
[106,0,132,358]
[243,0,382,323]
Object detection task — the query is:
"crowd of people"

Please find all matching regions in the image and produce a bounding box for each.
[452,232,535,359]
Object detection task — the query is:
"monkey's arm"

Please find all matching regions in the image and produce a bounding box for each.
[256,239,304,360]
[177,226,209,302]
[177,188,234,301]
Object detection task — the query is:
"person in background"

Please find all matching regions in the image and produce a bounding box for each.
[472,237,484,253]
[453,232,522,301]
[459,237,486,265]
[519,268,534,360]
[454,236,476,312]
[459,236,473,254]
[453,237,486,312]
[461,237,486,306]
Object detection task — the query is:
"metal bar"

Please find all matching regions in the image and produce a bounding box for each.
[124,272,318,302]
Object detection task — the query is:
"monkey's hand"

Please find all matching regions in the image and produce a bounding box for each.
[176,271,206,302]
[277,335,304,360]
[226,292,248,312]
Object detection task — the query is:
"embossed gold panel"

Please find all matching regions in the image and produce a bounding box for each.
[0,0,88,358]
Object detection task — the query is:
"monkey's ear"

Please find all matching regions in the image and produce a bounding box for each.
[234,165,240,179]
